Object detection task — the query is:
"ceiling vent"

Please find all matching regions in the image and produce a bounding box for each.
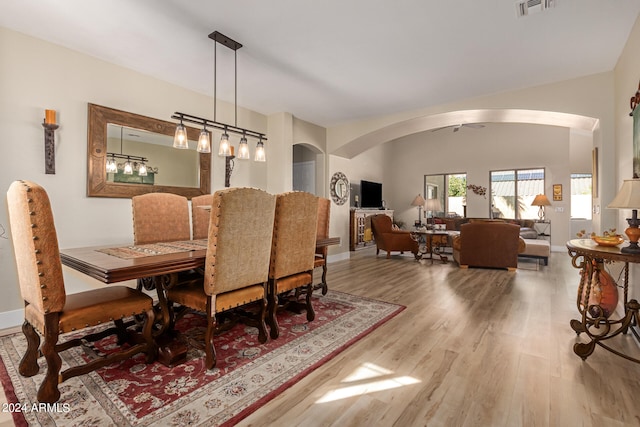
[516,0,556,17]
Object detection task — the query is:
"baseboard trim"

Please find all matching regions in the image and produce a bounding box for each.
[0,309,23,332]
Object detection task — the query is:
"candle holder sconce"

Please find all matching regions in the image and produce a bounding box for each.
[42,110,58,174]
[225,153,235,187]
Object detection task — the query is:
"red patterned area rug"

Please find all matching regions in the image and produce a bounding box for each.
[0,291,403,426]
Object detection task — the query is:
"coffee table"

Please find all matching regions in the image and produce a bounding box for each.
[410,230,452,263]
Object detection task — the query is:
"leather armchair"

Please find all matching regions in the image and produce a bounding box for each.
[452,222,526,271]
[370,214,419,259]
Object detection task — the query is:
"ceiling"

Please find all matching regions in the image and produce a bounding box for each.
[2,0,640,127]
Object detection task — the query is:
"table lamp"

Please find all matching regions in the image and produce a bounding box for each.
[425,198,442,226]
[411,194,426,226]
[531,194,551,221]
[607,178,640,254]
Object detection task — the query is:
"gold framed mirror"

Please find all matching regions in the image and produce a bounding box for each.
[87,103,211,199]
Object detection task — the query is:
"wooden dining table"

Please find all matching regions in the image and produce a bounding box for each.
[60,236,341,366]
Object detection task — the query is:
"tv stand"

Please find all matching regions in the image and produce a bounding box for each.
[350,208,394,251]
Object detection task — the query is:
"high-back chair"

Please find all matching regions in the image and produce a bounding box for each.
[166,187,276,369]
[267,192,319,339]
[191,193,213,240]
[313,197,331,295]
[6,180,156,403]
[132,192,190,245]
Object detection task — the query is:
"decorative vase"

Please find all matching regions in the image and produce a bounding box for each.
[579,261,618,318]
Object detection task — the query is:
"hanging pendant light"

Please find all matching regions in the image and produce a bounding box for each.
[138,162,148,176]
[123,157,133,175]
[106,155,117,173]
[197,125,211,153]
[237,135,250,160]
[255,139,266,162]
[173,119,189,149]
[218,130,231,156]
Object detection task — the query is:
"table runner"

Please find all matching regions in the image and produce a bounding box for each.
[97,239,208,259]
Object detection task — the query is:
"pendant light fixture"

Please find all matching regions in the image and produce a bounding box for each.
[106,125,157,176]
[197,124,211,153]
[172,31,266,162]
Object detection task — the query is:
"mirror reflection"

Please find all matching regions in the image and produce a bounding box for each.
[106,124,200,187]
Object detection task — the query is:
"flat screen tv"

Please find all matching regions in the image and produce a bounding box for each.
[360,180,382,208]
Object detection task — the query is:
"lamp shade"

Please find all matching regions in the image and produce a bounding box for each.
[425,198,442,212]
[411,194,426,207]
[608,179,640,209]
[531,194,551,207]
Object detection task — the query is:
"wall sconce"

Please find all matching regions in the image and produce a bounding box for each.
[42,109,58,174]
[225,146,235,187]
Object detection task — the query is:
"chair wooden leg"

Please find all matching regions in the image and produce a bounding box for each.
[37,314,62,404]
[321,264,328,296]
[386,251,391,259]
[267,280,280,340]
[204,298,217,369]
[18,320,40,377]
[114,319,128,345]
[305,283,315,322]
[255,297,268,344]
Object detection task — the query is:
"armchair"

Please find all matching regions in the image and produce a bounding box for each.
[370,214,419,259]
[452,222,525,271]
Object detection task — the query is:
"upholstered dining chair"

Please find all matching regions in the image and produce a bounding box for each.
[313,197,331,295]
[191,193,213,240]
[131,192,191,244]
[165,187,276,369]
[6,180,157,403]
[267,191,319,339]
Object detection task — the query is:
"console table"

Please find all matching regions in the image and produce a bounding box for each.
[410,230,453,263]
[566,239,640,363]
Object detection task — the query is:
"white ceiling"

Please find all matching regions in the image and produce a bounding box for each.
[2,0,640,127]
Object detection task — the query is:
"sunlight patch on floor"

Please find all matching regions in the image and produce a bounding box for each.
[316,362,420,403]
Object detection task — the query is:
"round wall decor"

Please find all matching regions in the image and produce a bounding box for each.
[330,172,349,205]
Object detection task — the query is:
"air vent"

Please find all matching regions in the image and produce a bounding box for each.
[516,0,555,17]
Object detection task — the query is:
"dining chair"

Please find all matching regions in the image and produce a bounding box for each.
[165,187,276,369]
[131,192,193,292]
[6,180,157,403]
[191,193,213,240]
[313,197,331,295]
[267,191,319,339]
[131,192,191,245]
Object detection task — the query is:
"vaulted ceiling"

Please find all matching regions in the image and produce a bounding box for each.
[2,0,639,127]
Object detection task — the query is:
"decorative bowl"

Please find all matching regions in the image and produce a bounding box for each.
[592,235,624,247]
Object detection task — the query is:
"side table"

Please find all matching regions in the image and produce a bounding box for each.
[411,230,451,263]
[566,239,640,363]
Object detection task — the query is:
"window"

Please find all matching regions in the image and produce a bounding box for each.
[571,173,592,220]
[424,173,467,218]
[490,168,544,219]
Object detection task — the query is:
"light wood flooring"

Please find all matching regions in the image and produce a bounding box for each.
[240,249,640,427]
[3,250,640,426]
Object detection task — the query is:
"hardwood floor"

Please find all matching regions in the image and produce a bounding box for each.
[240,249,640,427]
[2,249,640,426]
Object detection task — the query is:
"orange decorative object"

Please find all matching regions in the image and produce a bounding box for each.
[592,235,624,247]
[580,262,618,318]
[45,109,56,124]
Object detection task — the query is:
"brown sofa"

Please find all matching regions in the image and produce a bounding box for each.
[436,217,537,239]
[452,221,526,270]
[370,214,419,259]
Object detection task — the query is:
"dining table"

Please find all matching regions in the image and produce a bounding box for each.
[60,236,341,366]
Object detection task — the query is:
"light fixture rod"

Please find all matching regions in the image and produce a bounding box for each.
[172,112,267,141]
[107,153,148,162]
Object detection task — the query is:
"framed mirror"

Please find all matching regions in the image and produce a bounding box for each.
[87,104,210,198]
[330,172,349,205]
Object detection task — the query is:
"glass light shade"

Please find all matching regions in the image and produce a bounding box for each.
[173,123,189,149]
[138,163,148,176]
[197,129,211,153]
[106,157,117,173]
[237,136,250,160]
[218,132,231,156]
[254,140,266,162]
[123,160,133,175]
